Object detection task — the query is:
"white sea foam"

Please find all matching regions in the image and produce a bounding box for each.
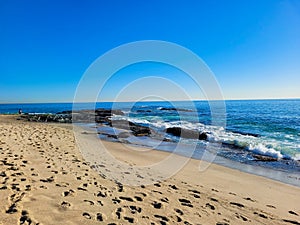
[294,154,300,161]
[110,115,298,160]
[247,143,283,159]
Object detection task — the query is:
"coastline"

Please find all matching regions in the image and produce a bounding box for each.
[78,123,300,188]
[0,114,299,224]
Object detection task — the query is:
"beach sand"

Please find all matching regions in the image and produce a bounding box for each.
[0,115,299,225]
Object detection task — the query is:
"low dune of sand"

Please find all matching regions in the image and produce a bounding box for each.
[0,115,299,225]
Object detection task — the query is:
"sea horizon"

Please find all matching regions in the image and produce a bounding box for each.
[0,97,300,105]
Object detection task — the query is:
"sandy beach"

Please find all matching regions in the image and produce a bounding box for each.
[0,115,299,225]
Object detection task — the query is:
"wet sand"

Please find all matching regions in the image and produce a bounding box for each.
[0,115,299,224]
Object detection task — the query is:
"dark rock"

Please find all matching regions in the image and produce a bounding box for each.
[68,108,124,123]
[73,109,123,123]
[253,154,278,162]
[165,127,207,140]
[160,107,192,112]
[199,132,208,140]
[107,134,118,139]
[130,123,151,136]
[20,114,72,123]
[160,107,177,111]
[136,109,152,113]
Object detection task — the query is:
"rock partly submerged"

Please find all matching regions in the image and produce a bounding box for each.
[19,109,151,137]
[19,109,124,123]
[165,127,208,140]
[253,154,279,162]
[19,113,72,123]
[159,107,193,112]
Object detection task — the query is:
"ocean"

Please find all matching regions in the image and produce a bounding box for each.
[1,99,300,182]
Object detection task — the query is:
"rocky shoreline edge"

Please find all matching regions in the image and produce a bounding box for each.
[17,109,295,164]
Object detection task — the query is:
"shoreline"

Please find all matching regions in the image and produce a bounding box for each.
[80,123,300,188]
[0,115,299,224]
[76,124,300,187]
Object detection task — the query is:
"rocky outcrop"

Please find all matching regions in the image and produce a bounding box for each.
[19,108,124,124]
[165,127,207,140]
[72,109,124,123]
[19,109,151,137]
[253,154,278,162]
[160,108,192,112]
[20,114,72,123]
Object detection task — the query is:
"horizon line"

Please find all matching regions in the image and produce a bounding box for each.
[0,97,299,104]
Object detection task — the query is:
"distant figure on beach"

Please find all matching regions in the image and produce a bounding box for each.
[18,109,22,114]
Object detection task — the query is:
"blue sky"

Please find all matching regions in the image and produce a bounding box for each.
[0,0,299,103]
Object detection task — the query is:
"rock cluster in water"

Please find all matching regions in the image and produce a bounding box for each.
[19,109,151,137]
[19,113,72,123]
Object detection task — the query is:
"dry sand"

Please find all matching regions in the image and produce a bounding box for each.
[0,115,299,225]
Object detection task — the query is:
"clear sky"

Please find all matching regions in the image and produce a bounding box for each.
[0,0,299,103]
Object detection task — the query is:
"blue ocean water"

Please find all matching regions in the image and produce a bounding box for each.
[1,99,300,171]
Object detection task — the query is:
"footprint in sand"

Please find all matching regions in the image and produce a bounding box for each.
[216,222,230,225]
[6,203,18,214]
[230,202,244,208]
[169,184,178,190]
[77,187,87,191]
[62,189,75,197]
[60,201,71,208]
[174,208,184,216]
[152,201,162,209]
[115,207,122,219]
[112,197,121,204]
[119,196,134,202]
[82,212,91,219]
[55,182,69,187]
[96,191,107,198]
[154,214,169,224]
[20,210,39,224]
[127,205,142,214]
[253,211,268,219]
[154,183,161,187]
[83,199,95,205]
[40,176,54,183]
[117,183,124,192]
[210,197,218,202]
[96,212,106,222]
[282,219,300,225]
[206,203,215,210]
[289,210,299,216]
[124,216,135,223]
[179,198,193,208]
[134,196,143,202]
[235,212,249,221]
[160,197,169,203]
[244,197,255,202]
